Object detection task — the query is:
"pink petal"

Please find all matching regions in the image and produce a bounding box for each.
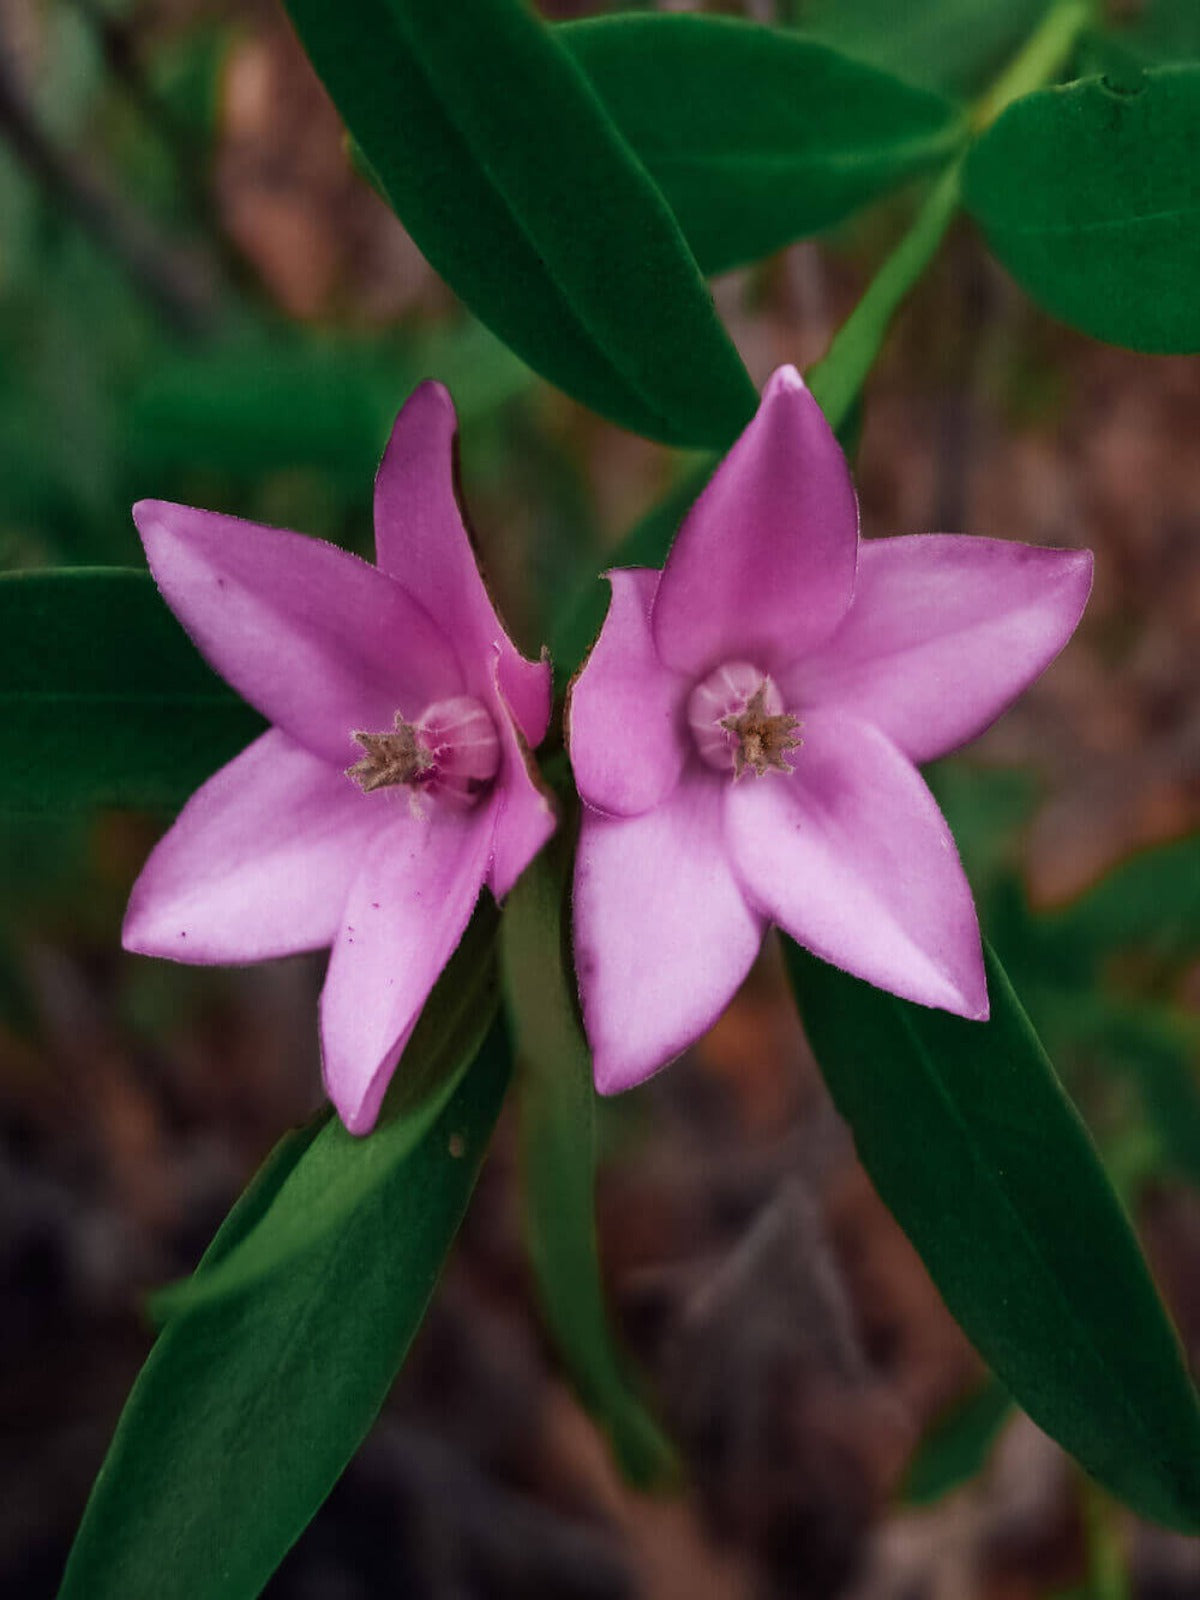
[652,366,858,678]
[320,798,497,1134]
[133,500,462,768]
[374,382,551,746]
[574,776,766,1094]
[488,664,557,900]
[123,729,379,963]
[728,711,987,1019]
[567,568,688,817]
[788,536,1094,764]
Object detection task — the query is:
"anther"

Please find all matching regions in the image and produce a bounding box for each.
[687,662,801,779]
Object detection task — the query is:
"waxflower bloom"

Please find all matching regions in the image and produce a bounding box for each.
[568,366,1092,1094]
[124,382,554,1133]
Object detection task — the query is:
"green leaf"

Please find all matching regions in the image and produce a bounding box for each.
[791,0,1052,97]
[964,66,1200,353]
[59,1019,511,1600]
[784,940,1200,1531]
[153,904,500,1314]
[902,1376,1013,1504]
[502,841,677,1488]
[557,15,964,276]
[283,0,757,448]
[0,569,263,813]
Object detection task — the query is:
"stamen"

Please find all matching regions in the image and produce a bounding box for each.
[347,714,434,793]
[347,696,501,807]
[719,684,801,779]
[687,661,801,779]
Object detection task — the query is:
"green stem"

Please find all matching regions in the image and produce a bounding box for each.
[805,158,963,436]
[972,0,1093,132]
[1080,1476,1132,1600]
[805,0,1093,435]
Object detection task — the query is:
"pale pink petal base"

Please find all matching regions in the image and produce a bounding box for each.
[652,367,859,677]
[728,712,988,1020]
[320,799,498,1134]
[574,780,766,1094]
[567,569,686,817]
[373,382,551,746]
[123,729,380,963]
[791,536,1094,764]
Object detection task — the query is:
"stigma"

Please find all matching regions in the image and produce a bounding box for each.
[347,695,500,808]
[687,662,801,780]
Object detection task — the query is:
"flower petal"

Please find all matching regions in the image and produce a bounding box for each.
[374,382,551,746]
[728,711,987,1019]
[652,366,858,678]
[488,666,557,900]
[567,568,688,817]
[574,776,766,1094]
[320,799,497,1134]
[133,499,462,767]
[123,729,378,963]
[789,535,1094,764]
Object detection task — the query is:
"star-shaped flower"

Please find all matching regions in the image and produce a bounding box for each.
[124,382,554,1133]
[568,366,1092,1093]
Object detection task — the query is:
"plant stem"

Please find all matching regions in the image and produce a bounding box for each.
[972,0,1093,132]
[1080,1476,1132,1600]
[805,0,1094,434]
[805,158,963,435]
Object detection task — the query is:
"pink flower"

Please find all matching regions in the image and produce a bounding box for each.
[568,366,1092,1094]
[124,383,554,1133]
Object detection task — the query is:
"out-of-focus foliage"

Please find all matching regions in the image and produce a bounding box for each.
[0,570,264,813]
[933,766,1200,1195]
[902,1375,1012,1504]
[1119,0,1200,64]
[786,0,1053,95]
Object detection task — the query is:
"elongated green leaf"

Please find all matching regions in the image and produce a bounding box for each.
[503,841,676,1488]
[59,1021,511,1600]
[283,0,756,449]
[154,905,500,1314]
[964,66,1200,353]
[0,569,263,813]
[557,15,964,276]
[785,940,1200,1531]
[902,1377,1013,1504]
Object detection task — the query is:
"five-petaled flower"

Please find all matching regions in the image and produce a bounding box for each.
[568,366,1092,1094]
[123,382,554,1134]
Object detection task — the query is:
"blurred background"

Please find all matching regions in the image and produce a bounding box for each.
[2,0,1198,1595]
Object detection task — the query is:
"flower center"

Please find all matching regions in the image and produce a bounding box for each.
[347,695,500,808]
[687,661,801,780]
